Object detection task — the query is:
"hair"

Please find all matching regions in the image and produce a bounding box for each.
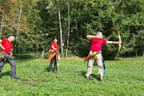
[96,31,102,36]
[54,36,57,40]
[7,34,15,38]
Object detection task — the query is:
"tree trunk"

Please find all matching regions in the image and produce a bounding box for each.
[141,47,144,56]
[35,43,39,52]
[56,0,63,53]
[41,50,45,59]
[0,10,4,38]
[66,0,70,56]
[16,5,23,40]
[136,50,137,57]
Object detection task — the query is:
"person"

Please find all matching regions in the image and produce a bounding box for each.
[86,32,121,81]
[0,34,19,79]
[49,37,59,73]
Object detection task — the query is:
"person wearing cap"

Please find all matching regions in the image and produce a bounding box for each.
[49,37,59,73]
[0,34,19,79]
[86,32,121,81]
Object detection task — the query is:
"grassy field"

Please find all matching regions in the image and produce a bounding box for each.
[0,57,144,96]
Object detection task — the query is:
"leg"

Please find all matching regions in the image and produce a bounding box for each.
[86,51,94,80]
[97,53,104,81]
[86,58,94,77]
[0,60,5,78]
[6,54,17,78]
[54,56,57,73]
[49,57,54,72]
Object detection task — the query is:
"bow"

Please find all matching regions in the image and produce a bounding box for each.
[112,21,122,60]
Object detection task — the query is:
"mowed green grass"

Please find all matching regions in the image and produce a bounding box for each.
[0,57,144,96]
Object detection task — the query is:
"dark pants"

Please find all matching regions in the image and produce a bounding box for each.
[0,53,16,78]
[49,55,57,72]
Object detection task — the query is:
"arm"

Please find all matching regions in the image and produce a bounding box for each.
[107,41,121,44]
[10,52,13,56]
[0,40,5,50]
[87,35,99,40]
[51,45,57,51]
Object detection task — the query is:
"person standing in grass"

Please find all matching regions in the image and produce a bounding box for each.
[49,37,59,73]
[0,34,19,80]
[86,32,121,81]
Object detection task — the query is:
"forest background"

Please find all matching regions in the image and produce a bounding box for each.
[0,0,144,59]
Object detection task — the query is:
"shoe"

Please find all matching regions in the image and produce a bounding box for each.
[12,77,20,80]
[0,72,1,78]
[54,70,57,73]
[98,74,103,81]
[49,69,52,72]
[86,76,90,81]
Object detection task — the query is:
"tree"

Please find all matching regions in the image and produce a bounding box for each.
[65,0,70,56]
[56,0,63,53]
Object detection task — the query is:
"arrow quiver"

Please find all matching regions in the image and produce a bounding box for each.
[84,52,98,62]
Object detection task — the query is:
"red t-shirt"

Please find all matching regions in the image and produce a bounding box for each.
[50,42,59,50]
[90,38,107,52]
[0,39,13,53]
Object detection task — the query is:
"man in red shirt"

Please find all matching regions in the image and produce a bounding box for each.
[86,32,120,81]
[49,37,59,73]
[0,34,19,79]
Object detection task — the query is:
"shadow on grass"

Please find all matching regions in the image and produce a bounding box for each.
[81,71,99,80]
[45,67,50,72]
[1,71,11,77]
[45,66,56,73]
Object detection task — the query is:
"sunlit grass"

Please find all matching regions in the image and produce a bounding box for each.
[0,56,144,96]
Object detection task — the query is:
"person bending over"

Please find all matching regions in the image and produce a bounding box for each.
[0,34,19,80]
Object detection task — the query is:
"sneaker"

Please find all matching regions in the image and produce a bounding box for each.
[54,69,57,73]
[0,72,1,78]
[98,74,103,81]
[86,76,90,81]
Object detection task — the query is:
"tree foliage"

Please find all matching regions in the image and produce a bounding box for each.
[0,0,144,58]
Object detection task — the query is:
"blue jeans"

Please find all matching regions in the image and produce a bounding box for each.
[49,55,57,72]
[0,53,16,78]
